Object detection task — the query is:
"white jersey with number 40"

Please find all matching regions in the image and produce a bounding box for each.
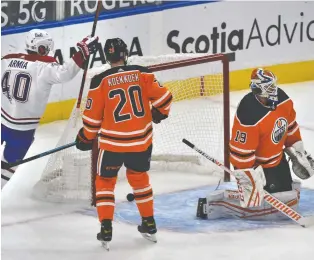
[1,53,82,131]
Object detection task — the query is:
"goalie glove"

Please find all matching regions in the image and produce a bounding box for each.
[151,106,168,124]
[233,165,266,208]
[284,141,314,180]
[76,128,94,151]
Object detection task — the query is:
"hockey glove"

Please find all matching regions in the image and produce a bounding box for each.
[76,128,94,151]
[151,106,168,124]
[284,141,314,180]
[77,35,99,60]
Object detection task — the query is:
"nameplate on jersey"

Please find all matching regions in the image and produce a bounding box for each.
[8,60,28,69]
[107,73,139,87]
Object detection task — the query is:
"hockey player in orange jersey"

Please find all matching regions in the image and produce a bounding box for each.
[197,68,314,220]
[75,38,172,247]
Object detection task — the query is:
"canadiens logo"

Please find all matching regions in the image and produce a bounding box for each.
[271,117,288,144]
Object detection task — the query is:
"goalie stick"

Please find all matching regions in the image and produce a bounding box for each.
[1,142,76,170]
[182,138,313,227]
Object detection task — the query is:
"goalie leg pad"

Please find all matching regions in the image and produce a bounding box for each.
[201,188,300,221]
[233,165,266,208]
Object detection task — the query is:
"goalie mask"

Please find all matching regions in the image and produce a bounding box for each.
[104,38,128,65]
[25,29,54,56]
[250,68,278,110]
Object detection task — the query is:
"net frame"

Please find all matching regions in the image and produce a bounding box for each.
[90,53,230,206]
[33,53,230,205]
[149,54,230,181]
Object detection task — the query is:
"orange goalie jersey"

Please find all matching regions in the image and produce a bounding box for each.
[230,88,302,169]
[82,65,172,152]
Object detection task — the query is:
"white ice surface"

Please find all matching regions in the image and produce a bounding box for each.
[1,82,314,260]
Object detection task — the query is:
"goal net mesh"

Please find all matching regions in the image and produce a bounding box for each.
[32,54,229,204]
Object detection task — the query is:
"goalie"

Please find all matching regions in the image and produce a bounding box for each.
[197,68,314,220]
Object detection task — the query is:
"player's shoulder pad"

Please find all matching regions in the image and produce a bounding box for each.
[277,87,290,104]
[2,53,57,63]
[236,92,270,126]
[89,71,109,90]
[126,64,151,73]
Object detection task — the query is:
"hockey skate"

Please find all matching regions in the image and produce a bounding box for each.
[97,220,112,251]
[138,216,157,243]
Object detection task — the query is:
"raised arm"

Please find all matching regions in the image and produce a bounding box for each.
[40,35,99,85]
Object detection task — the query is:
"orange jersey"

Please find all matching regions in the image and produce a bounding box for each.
[82,65,172,152]
[230,88,301,169]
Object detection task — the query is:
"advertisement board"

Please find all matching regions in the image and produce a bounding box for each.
[1,1,314,122]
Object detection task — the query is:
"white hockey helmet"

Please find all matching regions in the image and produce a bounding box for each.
[25,29,54,56]
[250,68,278,110]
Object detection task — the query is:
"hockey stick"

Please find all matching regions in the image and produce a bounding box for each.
[76,0,102,110]
[182,138,313,227]
[1,142,77,170]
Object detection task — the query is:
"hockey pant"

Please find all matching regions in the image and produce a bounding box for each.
[1,124,35,188]
[199,180,301,221]
[95,145,153,222]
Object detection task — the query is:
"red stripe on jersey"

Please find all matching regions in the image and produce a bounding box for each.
[2,53,57,63]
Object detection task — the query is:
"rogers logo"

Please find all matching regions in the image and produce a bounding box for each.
[167,12,314,54]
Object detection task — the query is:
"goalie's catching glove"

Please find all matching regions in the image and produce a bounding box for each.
[151,106,168,124]
[77,35,99,60]
[284,141,314,180]
[76,128,94,151]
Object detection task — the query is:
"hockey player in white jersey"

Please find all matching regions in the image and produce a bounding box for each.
[1,29,99,188]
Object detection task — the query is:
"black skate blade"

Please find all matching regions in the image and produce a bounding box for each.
[140,233,157,243]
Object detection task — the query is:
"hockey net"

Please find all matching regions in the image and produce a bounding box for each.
[33,53,230,204]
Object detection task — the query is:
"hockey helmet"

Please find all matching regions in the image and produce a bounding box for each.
[25,29,54,56]
[250,68,278,110]
[104,38,128,65]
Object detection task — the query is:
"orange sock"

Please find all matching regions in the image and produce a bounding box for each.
[126,169,153,217]
[95,175,117,222]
